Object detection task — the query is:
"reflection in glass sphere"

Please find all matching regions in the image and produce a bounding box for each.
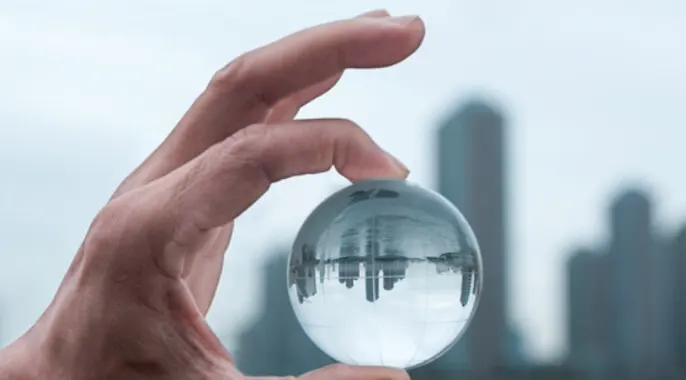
[287,179,482,369]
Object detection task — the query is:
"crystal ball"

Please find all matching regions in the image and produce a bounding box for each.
[287,179,482,369]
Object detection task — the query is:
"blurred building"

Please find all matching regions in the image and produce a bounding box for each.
[234,250,333,376]
[671,225,686,372]
[566,189,678,379]
[566,248,611,377]
[431,99,521,374]
[607,190,675,379]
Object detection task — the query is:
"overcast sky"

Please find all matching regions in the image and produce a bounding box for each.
[1,0,685,363]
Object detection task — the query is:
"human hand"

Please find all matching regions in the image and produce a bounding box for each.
[0,9,424,380]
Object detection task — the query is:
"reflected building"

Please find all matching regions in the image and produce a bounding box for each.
[431,99,513,373]
[235,250,333,376]
[289,222,478,306]
[339,227,362,289]
[288,183,481,308]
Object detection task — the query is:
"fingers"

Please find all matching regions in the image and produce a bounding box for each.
[175,118,408,229]
[150,119,407,277]
[211,14,424,106]
[113,12,423,198]
[266,9,391,122]
[265,72,342,123]
[298,364,410,380]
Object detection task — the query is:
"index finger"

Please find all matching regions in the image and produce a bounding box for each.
[142,118,407,278]
[210,14,425,106]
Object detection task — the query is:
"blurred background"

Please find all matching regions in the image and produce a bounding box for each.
[1,0,685,379]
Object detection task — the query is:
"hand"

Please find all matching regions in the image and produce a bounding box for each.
[0,9,424,380]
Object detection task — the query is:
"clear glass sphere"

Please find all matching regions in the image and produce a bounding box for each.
[287,179,483,369]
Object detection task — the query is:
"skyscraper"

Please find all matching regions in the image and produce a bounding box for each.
[671,225,686,371]
[433,99,509,373]
[567,248,595,368]
[565,188,683,379]
[606,189,675,379]
[566,247,611,377]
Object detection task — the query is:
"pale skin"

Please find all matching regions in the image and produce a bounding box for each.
[0,9,425,380]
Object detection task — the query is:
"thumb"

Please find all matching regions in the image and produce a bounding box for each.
[142,118,408,279]
[298,364,410,380]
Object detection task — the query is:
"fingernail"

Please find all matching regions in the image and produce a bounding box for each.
[386,151,410,175]
[387,15,419,26]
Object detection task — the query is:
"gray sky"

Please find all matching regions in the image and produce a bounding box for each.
[1,0,685,363]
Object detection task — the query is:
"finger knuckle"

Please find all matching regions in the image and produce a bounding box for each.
[215,124,272,182]
[209,53,250,92]
[223,124,266,162]
[333,43,349,71]
[335,117,364,135]
[332,118,370,148]
[84,202,131,254]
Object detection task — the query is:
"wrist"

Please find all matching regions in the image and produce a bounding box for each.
[1,265,234,380]
[0,331,46,380]
[0,286,117,380]
[0,309,129,380]
[1,297,233,380]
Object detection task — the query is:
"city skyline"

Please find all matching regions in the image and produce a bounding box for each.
[232,93,686,378]
[233,182,686,379]
[230,94,686,380]
[289,240,478,305]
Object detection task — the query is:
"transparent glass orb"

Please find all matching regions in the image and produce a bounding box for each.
[287,179,482,369]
